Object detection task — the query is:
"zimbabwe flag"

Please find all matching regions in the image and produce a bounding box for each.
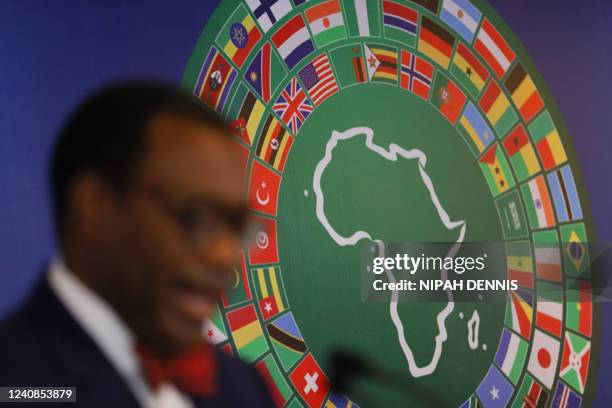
[478,143,515,196]
[430,72,466,124]
[365,43,398,84]
[418,16,455,69]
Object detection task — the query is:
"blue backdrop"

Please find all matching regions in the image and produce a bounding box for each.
[0,0,610,403]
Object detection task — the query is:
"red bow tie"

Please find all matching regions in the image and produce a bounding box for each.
[135,341,217,397]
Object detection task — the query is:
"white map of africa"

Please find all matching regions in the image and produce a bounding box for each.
[312,127,474,377]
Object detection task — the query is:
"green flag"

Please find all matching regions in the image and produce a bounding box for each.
[266,312,306,371]
[329,43,367,87]
[478,144,515,197]
[342,0,381,37]
[255,354,293,406]
[511,374,548,408]
[495,190,528,239]
[560,223,589,278]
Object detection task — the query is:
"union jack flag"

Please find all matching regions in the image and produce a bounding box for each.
[272,78,314,134]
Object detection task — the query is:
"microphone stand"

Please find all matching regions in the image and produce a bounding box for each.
[329,349,453,407]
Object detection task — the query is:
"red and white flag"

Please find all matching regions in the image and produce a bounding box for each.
[474,18,515,78]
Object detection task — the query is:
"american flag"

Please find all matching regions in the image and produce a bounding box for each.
[272,78,314,134]
[298,54,339,106]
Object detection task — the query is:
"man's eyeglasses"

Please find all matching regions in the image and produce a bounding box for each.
[136,187,254,246]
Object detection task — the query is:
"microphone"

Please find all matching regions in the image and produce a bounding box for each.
[328,349,451,407]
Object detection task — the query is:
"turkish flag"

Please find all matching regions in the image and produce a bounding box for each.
[248,160,281,216]
[248,216,278,265]
[289,353,329,408]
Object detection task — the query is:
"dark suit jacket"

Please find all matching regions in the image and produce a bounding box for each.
[0,277,275,408]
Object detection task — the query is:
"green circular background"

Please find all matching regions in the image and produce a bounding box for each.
[279,83,505,405]
[182,0,599,406]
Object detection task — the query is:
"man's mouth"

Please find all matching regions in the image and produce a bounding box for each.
[172,280,218,323]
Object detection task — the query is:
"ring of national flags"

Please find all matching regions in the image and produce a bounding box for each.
[187,0,594,406]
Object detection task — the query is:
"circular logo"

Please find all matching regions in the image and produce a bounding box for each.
[185,1,597,406]
[230,22,249,49]
[209,69,223,91]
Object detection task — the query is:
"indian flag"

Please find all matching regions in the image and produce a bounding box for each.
[521,175,555,230]
[342,0,380,37]
[226,304,269,363]
[304,0,346,48]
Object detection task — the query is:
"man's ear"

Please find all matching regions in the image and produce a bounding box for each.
[68,172,117,239]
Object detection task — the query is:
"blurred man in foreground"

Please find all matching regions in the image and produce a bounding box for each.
[0,82,275,407]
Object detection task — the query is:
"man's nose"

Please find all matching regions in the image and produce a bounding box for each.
[194,228,240,269]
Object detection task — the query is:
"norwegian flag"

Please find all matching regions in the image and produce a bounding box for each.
[272,77,314,134]
[298,54,339,106]
[400,50,433,100]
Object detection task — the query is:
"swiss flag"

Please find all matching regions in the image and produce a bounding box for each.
[248,216,278,265]
[290,354,329,408]
[248,160,281,216]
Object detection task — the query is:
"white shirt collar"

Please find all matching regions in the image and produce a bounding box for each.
[48,258,140,379]
[47,258,195,408]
